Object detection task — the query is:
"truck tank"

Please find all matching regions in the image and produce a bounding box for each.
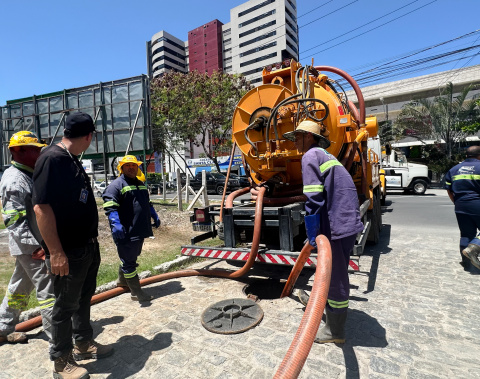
[231,60,379,205]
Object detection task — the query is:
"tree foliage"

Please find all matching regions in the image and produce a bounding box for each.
[394,82,480,158]
[151,71,252,173]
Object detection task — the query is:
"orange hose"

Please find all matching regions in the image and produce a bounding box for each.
[280,242,313,298]
[16,187,267,332]
[226,186,250,208]
[274,235,332,379]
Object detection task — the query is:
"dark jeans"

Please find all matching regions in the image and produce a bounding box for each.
[455,212,480,264]
[47,241,101,360]
[117,239,144,275]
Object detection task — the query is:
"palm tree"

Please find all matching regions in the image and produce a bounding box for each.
[395,82,479,159]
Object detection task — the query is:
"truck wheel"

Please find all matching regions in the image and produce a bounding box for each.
[412,179,427,195]
[216,185,225,195]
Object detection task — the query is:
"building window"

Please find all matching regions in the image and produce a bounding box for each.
[239,31,276,48]
[287,0,296,10]
[239,9,276,28]
[242,67,264,76]
[204,34,207,37]
[238,0,275,17]
[239,20,276,38]
[223,28,231,36]
[224,38,231,45]
[205,52,208,55]
[249,77,263,84]
[224,57,232,64]
[240,52,277,68]
[225,65,232,72]
[286,28,297,44]
[240,41,277,57]
[285,7,296,22]
[223,47,231,53]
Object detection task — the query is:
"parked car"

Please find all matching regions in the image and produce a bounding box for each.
[94,181,106,197]
[189,172,240,195]
[148,183,161,195]
[229,174,250,188]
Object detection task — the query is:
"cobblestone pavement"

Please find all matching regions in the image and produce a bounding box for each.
[1,189,479,378]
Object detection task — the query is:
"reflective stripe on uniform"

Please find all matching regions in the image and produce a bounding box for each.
[320,160,343,173]
[6,291,29,310]
[123,270,137,279]
[121,185,148,195]
[327,299,349,309]
[103,201,120,208]
[452,174,480,181]
[1,209,26,227]
[445,181,451,186]
[303,184,324,193]
[38,298,55,309]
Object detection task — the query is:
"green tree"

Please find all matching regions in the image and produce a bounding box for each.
[394,82,480,159]
[151,71,252,173]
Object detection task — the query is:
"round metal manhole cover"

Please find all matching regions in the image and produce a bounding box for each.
[201,298,263,334]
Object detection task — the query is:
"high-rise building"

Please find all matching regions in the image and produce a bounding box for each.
[147,31,188,78]
[146,0,299,84]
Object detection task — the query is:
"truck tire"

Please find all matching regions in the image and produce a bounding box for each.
[412,179,427,195]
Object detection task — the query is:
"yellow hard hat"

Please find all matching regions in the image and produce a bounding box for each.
[9,131,47,149]
[117,155,144,177]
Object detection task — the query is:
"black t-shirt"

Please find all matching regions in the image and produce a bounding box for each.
[32,145,98,251]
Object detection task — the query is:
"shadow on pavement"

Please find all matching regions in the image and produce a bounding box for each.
[85,332,173,378]
[341,309,388,379]
[363,224,392,294]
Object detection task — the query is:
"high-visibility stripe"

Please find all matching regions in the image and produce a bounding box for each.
[124,270,137,279]
[327,299,349,308]
[121,185,148,194]
[303,184,324,193]
[12,161,34,173]
[103,201,120,208]
[452,174,480,181]
[121,186,137,194]
[1,209,26,227]
[320,160,343,173]
[445,181,451,185]
[38,298,55,309]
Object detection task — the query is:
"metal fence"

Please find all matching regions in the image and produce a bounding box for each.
[0,75,152,177]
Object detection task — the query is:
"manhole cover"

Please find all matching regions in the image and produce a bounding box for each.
[243,278,285,300]
[201,298,263,334]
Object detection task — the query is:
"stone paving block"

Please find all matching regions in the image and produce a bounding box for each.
[369,355,401,376]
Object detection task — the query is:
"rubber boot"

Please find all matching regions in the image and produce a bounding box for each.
[462,243,480,270]
[116,265,129,290]
[73,339,114,361]
[314,309,347,344]
[53,351,89,379]
[125,275,153,302]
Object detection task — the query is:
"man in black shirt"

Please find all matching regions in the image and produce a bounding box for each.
[33,112,113,379]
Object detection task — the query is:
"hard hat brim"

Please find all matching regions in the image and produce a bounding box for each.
[9,142,47,149]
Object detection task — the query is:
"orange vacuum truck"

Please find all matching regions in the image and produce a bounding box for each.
[182,59,383,271]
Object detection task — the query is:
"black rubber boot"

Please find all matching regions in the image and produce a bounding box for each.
[125,275,153,302]
[314,309,347,344]
[116,266,129,290]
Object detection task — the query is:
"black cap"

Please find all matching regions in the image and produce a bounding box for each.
[64,112,95,138]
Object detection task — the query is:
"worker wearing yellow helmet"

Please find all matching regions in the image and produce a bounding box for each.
[102,155,160,302]
[0,131,54,345]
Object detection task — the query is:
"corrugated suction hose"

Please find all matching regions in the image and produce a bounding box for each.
[274,235,332,379]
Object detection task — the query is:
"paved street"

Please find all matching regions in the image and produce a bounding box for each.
[1,189,479,379]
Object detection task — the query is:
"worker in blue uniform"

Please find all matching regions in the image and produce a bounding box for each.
[445,145,480,271]
[283,120,364,344]
[102,155,161,302]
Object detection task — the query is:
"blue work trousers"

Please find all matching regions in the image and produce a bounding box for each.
[46,240,100,360]
[455,212,480,264]
[117,239,144,275]
[327,234,357,314]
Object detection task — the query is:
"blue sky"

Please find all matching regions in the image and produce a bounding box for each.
[1,0,479,105]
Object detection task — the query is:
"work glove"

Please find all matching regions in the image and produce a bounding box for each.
[108,211,126,241]
[150,205,161,228]
[304,214,321,248]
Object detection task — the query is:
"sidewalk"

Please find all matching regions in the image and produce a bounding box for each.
[1,199,479,378]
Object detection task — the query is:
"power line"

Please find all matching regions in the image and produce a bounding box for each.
[300,0,421,56]
[297,0,334,18]
[304,0,438,59]
[298,0,358,29]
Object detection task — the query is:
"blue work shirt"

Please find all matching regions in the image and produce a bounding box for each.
[445,158,480,215]
[302,144,364,240]
[102,174,153,242]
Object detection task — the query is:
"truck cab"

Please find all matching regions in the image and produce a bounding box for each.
[382,147,430,195]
